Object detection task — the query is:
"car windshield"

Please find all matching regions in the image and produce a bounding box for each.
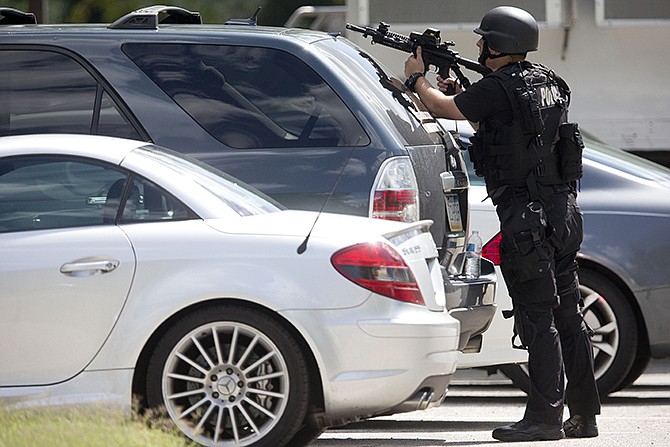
[135,145,283,216]
[581,131,670,183]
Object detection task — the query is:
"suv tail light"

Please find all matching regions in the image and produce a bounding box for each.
[482,232,502,265]
[370,157,419,222]
[331,242,424,305]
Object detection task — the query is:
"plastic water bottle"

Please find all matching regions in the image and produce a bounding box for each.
[465,230,483,279]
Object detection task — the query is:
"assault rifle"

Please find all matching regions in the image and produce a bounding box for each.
[346,22,491,93]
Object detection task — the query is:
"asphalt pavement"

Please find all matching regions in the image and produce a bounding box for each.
[313,359,670,446]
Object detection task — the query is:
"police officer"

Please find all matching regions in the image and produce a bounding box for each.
[404,5,600,442]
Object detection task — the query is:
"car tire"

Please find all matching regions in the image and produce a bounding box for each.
[613,351,652,392]
[580,268,639,395]
[145,304,311,447]
[499,269,643,396]
[285,420,326,446]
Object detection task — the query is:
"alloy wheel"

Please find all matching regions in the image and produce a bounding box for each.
[581,283,619,381]
[161,321,290,446]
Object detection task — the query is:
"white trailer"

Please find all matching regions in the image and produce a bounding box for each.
[345,0,670,161]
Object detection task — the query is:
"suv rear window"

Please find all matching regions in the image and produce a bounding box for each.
[123,43,369,149]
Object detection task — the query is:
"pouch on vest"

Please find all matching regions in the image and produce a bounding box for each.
[557,122,584,182]
[468,132,487,178]
[514,86,544,139]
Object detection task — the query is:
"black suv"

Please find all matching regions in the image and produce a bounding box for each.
[0,0,495,412]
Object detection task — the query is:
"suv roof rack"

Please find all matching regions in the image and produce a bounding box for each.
[0,7,37,25]
[109,5,201,30]
[225,7,261,26]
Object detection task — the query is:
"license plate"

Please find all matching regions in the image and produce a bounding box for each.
[445,194,463,232]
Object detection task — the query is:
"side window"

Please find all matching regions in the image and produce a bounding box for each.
[123,43,370,149]
[97,90,142,139]
[0,50,141,139]
[119,176,194,223]
[0,156,127,232]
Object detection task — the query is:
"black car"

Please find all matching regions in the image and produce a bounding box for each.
[0,2,495,439]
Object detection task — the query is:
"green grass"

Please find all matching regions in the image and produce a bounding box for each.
[0,405,193,447]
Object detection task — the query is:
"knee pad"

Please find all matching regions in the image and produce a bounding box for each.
[557,282,580,306]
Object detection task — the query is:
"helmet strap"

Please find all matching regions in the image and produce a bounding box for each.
[478,39,507,66]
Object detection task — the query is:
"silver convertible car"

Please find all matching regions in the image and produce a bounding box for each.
[0,134,461,447]
[454,123,670,395]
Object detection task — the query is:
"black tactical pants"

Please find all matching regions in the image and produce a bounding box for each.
[496,186,601,426]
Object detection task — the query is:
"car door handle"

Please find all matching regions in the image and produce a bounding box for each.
[60,259,120,275]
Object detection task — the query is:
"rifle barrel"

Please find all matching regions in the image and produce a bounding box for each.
[345,23,366,33]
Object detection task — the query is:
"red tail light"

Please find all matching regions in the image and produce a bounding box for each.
[372,189,419,222]
[331,242,424,305]
[482,232,502,265]
[370,157,420,223]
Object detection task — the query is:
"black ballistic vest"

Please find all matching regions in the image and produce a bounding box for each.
[471,61,571,201]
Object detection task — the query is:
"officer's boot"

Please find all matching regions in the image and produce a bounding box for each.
[493,309,565,441]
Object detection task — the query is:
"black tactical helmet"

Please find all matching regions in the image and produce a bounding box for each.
[474,6,539,54]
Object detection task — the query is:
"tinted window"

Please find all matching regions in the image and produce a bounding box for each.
[119,176,194,223]
[315,39,442,146]
[0,156,127,232]
[123,43,369,149]
[97,90,142,139]
[0,50,140,139]
[0,156,195,232]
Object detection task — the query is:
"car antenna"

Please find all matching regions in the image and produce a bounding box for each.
[297,147,357,254]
